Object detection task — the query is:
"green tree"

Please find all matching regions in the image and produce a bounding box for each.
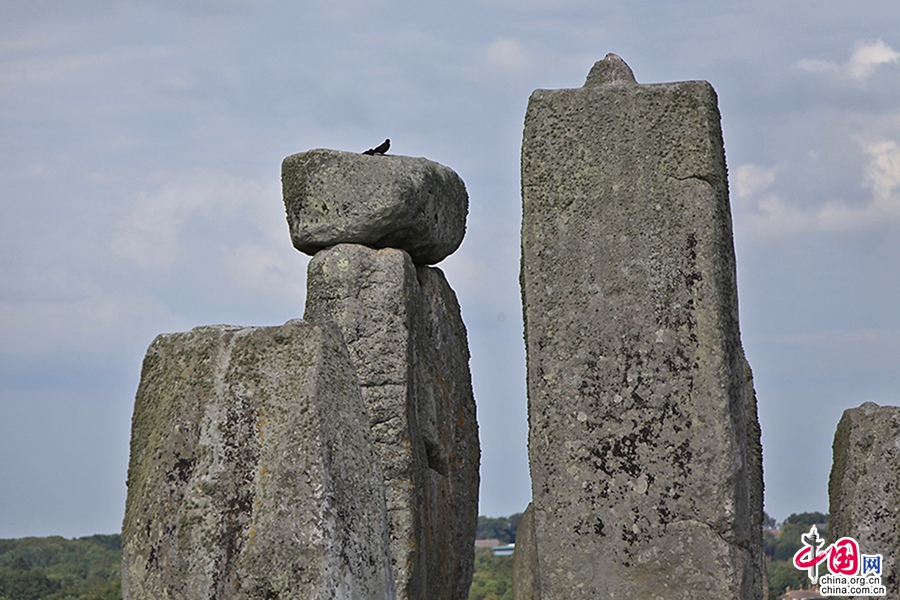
[0,535,121,600]
[783,512,828,527]
[766,512,829,600]
[468,548,513,600]
[768,559,809,600]
[773,515,828,562]
[475,514,523,544]
[763,528,777,558]
[0,567,59,600]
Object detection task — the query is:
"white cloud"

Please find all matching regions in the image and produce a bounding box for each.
[758,327,900,347]
[485,0,595,8]
[736,138,900,236]
[733,163,777,198]
[0,281,187,361]
[796,58,838,74]
[847,39,900,80]
[796,39,900,81]
[737,193,809,236]
[2,171,307,363]
[112,173,273,270]
[861,138,900,208]
[0,46,172,92]
[111,171,307,303]
[484,38,529,74]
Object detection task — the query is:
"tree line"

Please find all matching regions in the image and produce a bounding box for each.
[470,510,830,600]
[0,534,121,600]
[0,510,827,600]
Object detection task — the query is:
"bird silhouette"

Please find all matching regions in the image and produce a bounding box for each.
[363,139,390,155]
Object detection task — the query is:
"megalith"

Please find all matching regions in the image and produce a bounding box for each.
[829,401,900,596]
[123,146,478,600]
[519,54,765,599]
[304,243,480,600]
[122,321,395,600]
[282,149,468,265]
[511,503,540,600]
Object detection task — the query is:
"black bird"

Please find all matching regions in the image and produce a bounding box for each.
[363,139,390,155]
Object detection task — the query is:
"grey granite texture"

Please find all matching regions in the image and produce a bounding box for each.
[282,149,468,265]
[829,401,900,598]
[519,54,765,600]
[511,503,541,600]
[304,243,479,600]
[122,321,395,600]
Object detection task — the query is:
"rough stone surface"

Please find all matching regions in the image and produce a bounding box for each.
[511,503,541,600]
[282,149,468,265]
[584,52,637,86]
[829,402,900,597]
[304,243,480,600]
[519,54,765,600]
[121,321,395,600]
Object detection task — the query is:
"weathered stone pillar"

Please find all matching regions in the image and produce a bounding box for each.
[519,54,765,599]
[122,147,477,600]
[285,149,479,600]
[122,321,395,600]
[304,245,479,600]
[829,402,900,597]
[511,503,541,600]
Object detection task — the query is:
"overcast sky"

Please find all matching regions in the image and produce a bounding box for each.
[2,1,899,539]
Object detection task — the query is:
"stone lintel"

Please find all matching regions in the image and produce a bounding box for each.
[282,149,468,265]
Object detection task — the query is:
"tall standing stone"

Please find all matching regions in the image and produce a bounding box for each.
[511,503,541,600]
[519,54,765,599]
[122,147,477,600]
[122,321,395,600]
[304,243,480,600]
[829,401,900,597]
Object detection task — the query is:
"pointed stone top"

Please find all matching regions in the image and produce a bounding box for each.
[584,53,637,87]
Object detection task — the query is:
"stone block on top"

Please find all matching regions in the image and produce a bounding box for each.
[282,149,468,265]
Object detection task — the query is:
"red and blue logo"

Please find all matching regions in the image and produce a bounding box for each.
[792,525,885,596]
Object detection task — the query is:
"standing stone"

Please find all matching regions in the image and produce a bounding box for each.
[511,503,541,600]
[304,243,480,600]
[519,54,765,599]
[122,321,395,600]
[829,402,900,597]
[282,149,469,265]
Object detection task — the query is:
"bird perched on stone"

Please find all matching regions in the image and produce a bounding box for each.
[363,139,390,155]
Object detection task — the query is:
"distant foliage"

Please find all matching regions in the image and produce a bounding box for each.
[475,513,523,544]
[766,512,829,600]
[470,512,522,600]
[783,512,828,527]
[768,559,809,600]
[3,511,830,600]
[0,535,121,600]
[468,548,513,600]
